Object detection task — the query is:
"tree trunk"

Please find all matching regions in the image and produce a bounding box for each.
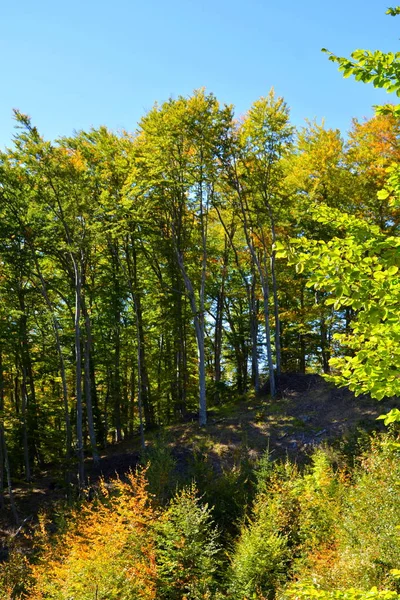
[129,240,154,427]
[31,253,72,476]
[129,365,135,437]
[20,365,31,482]
[18,292,41,467]
[1,425,18,524]
[157,335,163,422]
[250,271,260,392]
[320,317,331,374]
[82,298,99,463]
[0,352,4,509]
[259,251,276,396]
[74,260,85,486]
[214,236,229,401]
[214,207,260,394]
[228,182,276,396]
[270,244,282,376]
[174,245,207,426]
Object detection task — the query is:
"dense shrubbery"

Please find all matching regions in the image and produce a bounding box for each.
[2,432,400,599]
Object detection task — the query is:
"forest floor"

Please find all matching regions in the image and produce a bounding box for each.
[1,373,399,548]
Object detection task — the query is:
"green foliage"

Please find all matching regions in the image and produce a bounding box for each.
[2,7,400,600]
[155,484,222,599]
[2,437,400,599]
[331,442,400,590]
[228,516,289,599]
[186,436,255,541]
[282,582,400,599]
[276,5,400,420]
[0,548,33,600]
[228,460,299,598]
[141,435,177,503]
[277,197,400,402]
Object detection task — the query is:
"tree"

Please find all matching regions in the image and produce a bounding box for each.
[278,6,400,406]
[133,90,232,425]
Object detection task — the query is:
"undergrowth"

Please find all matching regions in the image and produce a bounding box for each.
[2,432,400,599]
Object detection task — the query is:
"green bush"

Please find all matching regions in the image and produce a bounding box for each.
[0,547,33,600]
[294,449,343,555]
[228,462,298,599]
[331,440,400,590]
[141,435,177,503]
[291,437,400,592]
[155,484,222,599]
[281,581,400,600]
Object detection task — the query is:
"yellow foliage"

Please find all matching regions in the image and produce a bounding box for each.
[28,470,157,600]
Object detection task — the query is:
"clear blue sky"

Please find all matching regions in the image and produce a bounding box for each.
[1,0,398,147]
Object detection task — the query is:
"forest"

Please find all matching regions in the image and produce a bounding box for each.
[2,6,400,600]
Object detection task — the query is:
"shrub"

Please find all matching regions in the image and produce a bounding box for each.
[29,471,157,600]
[293,437,400,592]
[281,581,400,600]
[330,440,400,591]
[155,484,221,599]
[0,548,33,600]
[228,462,298,599]
[141,436,177,503]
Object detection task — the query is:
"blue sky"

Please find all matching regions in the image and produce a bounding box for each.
[1,0,398,147]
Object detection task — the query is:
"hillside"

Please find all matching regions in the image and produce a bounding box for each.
[1,374,397,540]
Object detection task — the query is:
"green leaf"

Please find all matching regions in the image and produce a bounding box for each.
[377,189,390,200]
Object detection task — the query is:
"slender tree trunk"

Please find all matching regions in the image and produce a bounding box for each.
[165,336,174,424]
[135,329,145,452]
[169,174,209,426]
[18,293,41,467]
[31,253,72,475]
[214,207,260,394]
[214,237,228,401]
[129,365,135,437]
[174,245,207,426]
[1,425,18,524]
[198,179,208,425]
[270,242,281,376]
[243,227,276,396]
[81,295,99,462]
[195,315,207,425]
[258,251,276,396]
[316,292,331,374]
[20,365,31,482]
[224,178,276,396]
[0,352,4,509]
[250,272,260,392]
[113,325,122,441]
[108,240,123,440]
[130,241,154,427]
[74,260,85,486]
[214,289,224,386]
[320,317,331,374]
[14,375,20,416]
[175,285,188,418]
[157,335,163,422]
[299,285,306,374]
[124,238,150,447]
